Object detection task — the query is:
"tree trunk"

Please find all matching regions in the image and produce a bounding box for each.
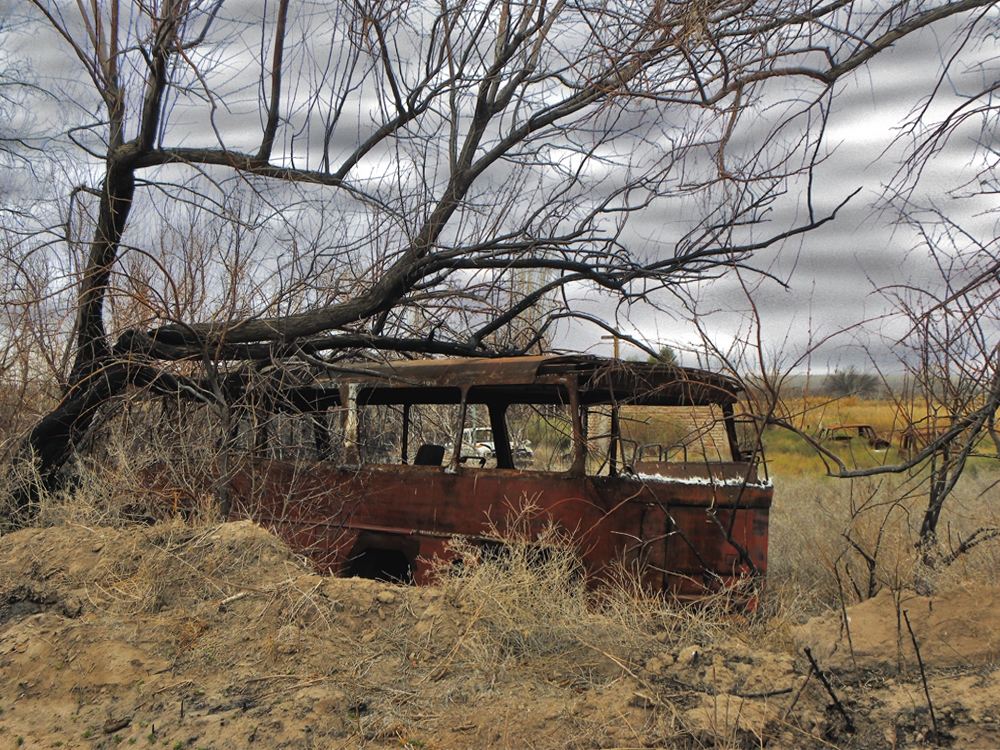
[68,159,136,387]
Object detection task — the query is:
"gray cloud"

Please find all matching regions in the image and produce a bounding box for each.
[3,1,999,378]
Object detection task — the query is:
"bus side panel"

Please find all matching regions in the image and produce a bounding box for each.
[226,461,614,578]
[661,505,770,598]
[587,477,771,597]
[154,459,771,599]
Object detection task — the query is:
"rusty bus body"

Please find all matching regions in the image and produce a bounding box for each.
[162,356,771,597]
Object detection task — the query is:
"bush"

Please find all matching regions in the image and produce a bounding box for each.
[824,367,881,399]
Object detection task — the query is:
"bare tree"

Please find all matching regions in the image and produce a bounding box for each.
[2,0,996,512]
[825,367,882,399]
[780,5,1000,567]
[875,212,1000,563]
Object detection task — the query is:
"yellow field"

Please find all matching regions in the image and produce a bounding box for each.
[772,394,932,435]
[760,395,987,476]
[762,397,1000,615]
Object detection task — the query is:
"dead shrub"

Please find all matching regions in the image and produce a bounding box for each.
[430,505,592,667]
[422,499,760,688]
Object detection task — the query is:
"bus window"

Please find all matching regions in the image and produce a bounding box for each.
[504,403,574,472]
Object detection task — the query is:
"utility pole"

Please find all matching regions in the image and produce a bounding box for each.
[601,334,620,359]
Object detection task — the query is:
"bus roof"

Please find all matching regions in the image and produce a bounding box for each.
[275,355,743,409]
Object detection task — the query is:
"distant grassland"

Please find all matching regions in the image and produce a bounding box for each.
[762,395,998,476]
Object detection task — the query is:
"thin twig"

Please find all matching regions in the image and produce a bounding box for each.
[219,591,250,606]
[903,610,939,744]
[151,679,193,696]
[803,647,854,734]
[781,665,813,723]
[832,563,859,674]
[730,687,794,699]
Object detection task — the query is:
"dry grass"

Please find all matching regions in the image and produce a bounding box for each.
[425,505,650,680]
[416,502,766,691]
[769,469,1000,617]
[0,394,226,531]
[760,396,1000,617]
[788,395,913,435]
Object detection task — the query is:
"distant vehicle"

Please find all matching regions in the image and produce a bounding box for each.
[449,427,534,465]
[899,416,959,457]
[818,423,891,450]
[464,426,496,457]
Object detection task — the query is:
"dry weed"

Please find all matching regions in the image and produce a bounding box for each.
[419,499,769,699]
[431,516,592,669]
[769,469,1000,617]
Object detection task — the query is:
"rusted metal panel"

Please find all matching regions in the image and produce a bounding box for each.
[142,355,771,600]
[319,356,557,388]
[172,458,773,597]
[306,355,743,405]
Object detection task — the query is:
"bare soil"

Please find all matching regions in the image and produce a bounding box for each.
[1,521,998,749]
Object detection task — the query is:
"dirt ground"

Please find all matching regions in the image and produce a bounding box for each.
[1,521,999,749]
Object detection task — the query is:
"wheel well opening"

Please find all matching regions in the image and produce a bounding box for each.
[346,547,414,584]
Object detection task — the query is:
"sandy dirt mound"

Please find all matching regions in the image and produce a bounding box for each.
[792,586,1000,673]
[0,521,998,749]
[790,586,1000,748]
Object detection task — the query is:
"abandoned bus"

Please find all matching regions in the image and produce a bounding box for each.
[158,355,771,598]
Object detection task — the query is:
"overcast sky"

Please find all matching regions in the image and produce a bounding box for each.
[2,2,998,377]
[578,18,1000,374]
